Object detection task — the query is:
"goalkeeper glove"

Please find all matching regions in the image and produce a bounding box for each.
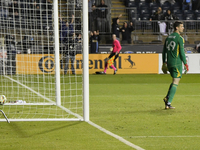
[184,64,189,74]
[162,63,168,74]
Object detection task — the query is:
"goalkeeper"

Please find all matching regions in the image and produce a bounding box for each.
[162,21,189,109]
[103,34,121,75]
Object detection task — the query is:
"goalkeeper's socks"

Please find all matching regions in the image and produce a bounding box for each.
[166,83,173,97]
[168,84,178,103]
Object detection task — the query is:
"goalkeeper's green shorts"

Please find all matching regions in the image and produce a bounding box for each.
[168,65,182,78]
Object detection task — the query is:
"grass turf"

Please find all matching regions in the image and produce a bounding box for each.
[1,74,200,150]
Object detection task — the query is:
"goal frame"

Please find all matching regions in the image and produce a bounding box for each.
[0,0,89,122]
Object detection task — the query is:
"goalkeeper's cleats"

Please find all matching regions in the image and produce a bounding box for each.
[165,104,175,109]
[163,97,168,105]
[163,96,175,109]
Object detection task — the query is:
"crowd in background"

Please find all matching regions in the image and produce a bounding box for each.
[0,0,52,30]
[1,0,200,75]
[88,0,200,53]
[1,0,200,55]
[89,0,135,53]
[125,0,200,10]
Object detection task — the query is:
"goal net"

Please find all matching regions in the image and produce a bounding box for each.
[0,0,89,122]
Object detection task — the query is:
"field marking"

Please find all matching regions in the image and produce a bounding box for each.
[4,75,199,149]
[90,83,200,85]
[88,121,145,150]
[126,135,200,138]
[90,95,200,97]
[4,76,145,149]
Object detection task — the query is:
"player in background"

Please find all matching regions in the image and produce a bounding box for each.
[162,21,189,109]
[103,34,122,75]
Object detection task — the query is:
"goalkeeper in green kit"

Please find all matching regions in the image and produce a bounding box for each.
[162,21,189,109]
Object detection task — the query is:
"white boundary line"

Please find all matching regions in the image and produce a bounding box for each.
[90,95,200,97]
[88,121,145,150]
[4,76,145,149]
[90,83,200,85]
[126,136,200,138]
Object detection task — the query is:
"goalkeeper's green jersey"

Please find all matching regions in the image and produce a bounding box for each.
[162,32,187,68]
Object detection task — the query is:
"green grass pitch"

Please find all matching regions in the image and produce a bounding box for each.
[0,74,200,150]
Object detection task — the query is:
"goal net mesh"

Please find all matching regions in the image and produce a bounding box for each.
[0,0,84,121]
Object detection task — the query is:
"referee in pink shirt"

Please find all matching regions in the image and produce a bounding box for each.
[103,34,122,74]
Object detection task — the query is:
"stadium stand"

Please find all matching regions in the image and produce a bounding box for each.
[1,0,200,47]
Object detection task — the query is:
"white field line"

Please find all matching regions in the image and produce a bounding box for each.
[89,94,199,149]
[126,135,200,138]
[90,95,200,97]
[4,76,82,119]
[88,121,145,150]
[90,83,200,85]
[5,76,144,150]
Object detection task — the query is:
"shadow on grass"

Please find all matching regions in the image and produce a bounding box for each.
[113,108,178,117]
[9,121,82,138]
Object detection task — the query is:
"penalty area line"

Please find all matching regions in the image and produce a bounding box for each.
[88,121,145,150]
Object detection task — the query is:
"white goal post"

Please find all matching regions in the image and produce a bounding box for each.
[0,0,89,122]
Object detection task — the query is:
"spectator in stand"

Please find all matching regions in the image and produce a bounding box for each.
[64,33,77,75]
[34,4,42,30]
[0,1,9,19]
[120,21,134,44]
[90,30,101,53]
[5,35,17,75]
[2,0,11,19]
[164,9,178,34]
[45,0,52,21]
[2,0,11,7]
[29,1,37,16]
[59,14,74,69]
[76,0,82,9]
[88,0,95,31]
[150,7,165,34]
[112,14,122,41]
[75,32,82,54]
[90,4,98,32]
[59,14,74,43]
[14,9,20,28]
[42,0,53,30]
[76,32,82,43]
[96,0,108,32]
[22,36,30,54]
[182,0,192,10]
[12,0,19,14]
